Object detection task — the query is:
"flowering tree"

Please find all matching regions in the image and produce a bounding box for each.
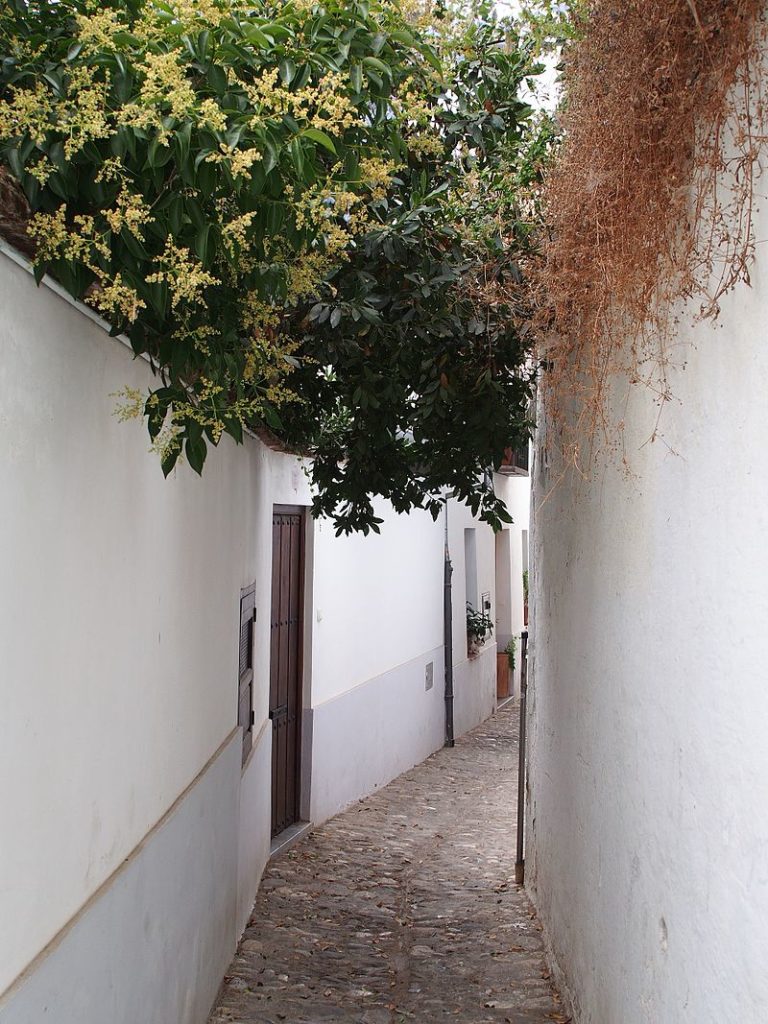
[0,0,544,532]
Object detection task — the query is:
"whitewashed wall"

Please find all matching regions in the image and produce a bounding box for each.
[0,243,504,1023]
[528,204,768,1019]
[309,502,446,820]
[494,472,530,694]
[448,498,498,737]
[309,493,501,821]
[0,246,310,1022]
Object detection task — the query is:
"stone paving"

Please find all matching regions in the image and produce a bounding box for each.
[209,704,567,1024]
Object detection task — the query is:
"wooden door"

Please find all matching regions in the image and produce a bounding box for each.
[496,652,510,700]
[269,506,304,837]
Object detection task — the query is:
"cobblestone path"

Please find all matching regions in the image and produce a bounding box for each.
[209,704,566,1024]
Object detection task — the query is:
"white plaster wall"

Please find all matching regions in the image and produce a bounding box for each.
[308,493,501,819]
[0,249,291,1000]
[495,472,530,638]
[453,644,497,738]
[0,241,506,1015]
[310,501,444,706]
[236,723,272,936]
[528,210,768,1020]
[494,472,531,695]
[448,499,498,731]
[0,733,241,1024]
[308,501,444,819]
[310,646,446,822]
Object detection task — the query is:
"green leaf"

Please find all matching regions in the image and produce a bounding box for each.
[194,223,213,265]
[243,25,271,48]
[185,433,208,474]
[262,405,284,431]
[289,136,305,178]
[167,193,184,235]
[279,58,296,85]
[257,23,293,42]
[390,28,415,46]
[174,121,192,166]
[185,196,206,230]
[207,63,227,94]
[362,56,391,79]
[6,147,24,179]
[161,444,181,477]
[302,128,337,155]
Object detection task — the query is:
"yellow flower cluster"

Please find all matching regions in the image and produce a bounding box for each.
[204,144,264,178]
[112,386,146,422]
[0,82,53,147]
[149,421,185,463]
[60,68,112,159]
[242,295,281,336]
[240,305,301,408]
[166,393,262,449]
[146,240,220,309]
[287,156,399,297]
[104,188,155,239]
[199,98,228,132]
[392,79,444,158]
[27,206,148,322]
[286,248,338,303]
[245,69,360,136]
[294,181,359,232]
[230,147,263,177]
[28,207,110,268]
[393,0,437,28]
[358,155,399,200]
[0,68,112,161]
[116,100,163,137]
[173,323,218,354]
[90,273,147,323]
[28,158,55,185]
[94,157,126,184]
[221,212,256,258]
[156,0,228,30]
[75,8,128,52]
[138,50,196,119]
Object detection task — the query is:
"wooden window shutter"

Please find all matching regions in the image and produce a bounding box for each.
[239,583,256,766]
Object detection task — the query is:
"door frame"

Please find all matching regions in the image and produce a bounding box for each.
[269,504,307,837]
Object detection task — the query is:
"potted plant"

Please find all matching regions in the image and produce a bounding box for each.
[466,603,494,657]
[522,569,529,626]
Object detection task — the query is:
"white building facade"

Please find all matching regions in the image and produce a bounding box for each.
[526,167,768,1022]
[0,244,527,1023]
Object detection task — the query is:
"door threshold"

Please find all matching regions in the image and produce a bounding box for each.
[270,821,312,860]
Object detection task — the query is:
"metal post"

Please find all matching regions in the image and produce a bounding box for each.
[515,631,528,884]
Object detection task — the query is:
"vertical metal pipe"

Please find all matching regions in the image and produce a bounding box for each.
[444,504,455,748]
[515,630,528,884]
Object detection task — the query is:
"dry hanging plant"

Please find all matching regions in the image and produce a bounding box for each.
[538,0,768,473]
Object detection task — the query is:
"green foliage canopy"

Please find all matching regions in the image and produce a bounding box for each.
[0,0,544,532]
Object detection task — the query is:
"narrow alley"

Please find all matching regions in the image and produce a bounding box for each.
[209,706,565,1024]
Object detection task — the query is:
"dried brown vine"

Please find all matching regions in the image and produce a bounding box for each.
[539,0,767,472]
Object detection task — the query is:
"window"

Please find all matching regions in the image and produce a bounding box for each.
[238,583,256,766]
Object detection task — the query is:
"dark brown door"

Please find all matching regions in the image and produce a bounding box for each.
[269,506,304,837]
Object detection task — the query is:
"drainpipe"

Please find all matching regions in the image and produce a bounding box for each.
[515,631,529,884]
[444,502,455,748]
